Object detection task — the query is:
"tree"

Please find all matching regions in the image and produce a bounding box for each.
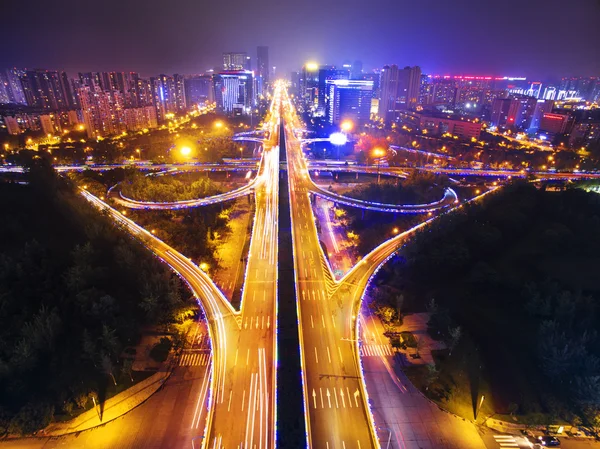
[377,305,395,324]
[424,364,439,390]
[121,358,134,383]
[9,403,54,435]
[448,326,462,356]
[74,392,89,410]
[101,354,117,386]
[396,294,404,321]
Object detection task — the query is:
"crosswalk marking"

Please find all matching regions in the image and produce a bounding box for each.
[359,344,393,357]
[493,435,519,447]
[180,352,210,366]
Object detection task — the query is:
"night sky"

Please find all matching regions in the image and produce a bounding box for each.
[2,0,599,79]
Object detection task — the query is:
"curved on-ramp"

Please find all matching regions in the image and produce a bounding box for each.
[108,178,256,210]
[309,182,458,214]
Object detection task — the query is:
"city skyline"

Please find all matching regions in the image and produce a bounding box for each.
[2,0,600,78]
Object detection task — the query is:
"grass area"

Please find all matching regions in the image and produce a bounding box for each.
[211,197,254,309]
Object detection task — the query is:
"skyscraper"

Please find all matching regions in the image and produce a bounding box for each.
[78,86,122,138]
[325,79,373,125]
[184,75,214,107]
[213,71,255,116]
[0,69,27,105]
[151,75,178,122]
[490,97,520,128]
[257,46,269,95]
[317,67,349,115]
[20,70,74,110]
[351,61,363,80]
[529,100,554,132]
[299,63,320,110]
[379,65,421,122]
[173,74,187,112]
[223,53,248,71]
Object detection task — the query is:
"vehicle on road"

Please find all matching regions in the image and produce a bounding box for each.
[537,435,560,446]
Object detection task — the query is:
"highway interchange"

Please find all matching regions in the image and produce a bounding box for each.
[4,84,600,449]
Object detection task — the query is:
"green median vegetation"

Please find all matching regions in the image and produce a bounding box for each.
[0,159,195,435]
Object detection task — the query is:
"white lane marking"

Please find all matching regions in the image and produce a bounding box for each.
[326,389,331,408]
[334,388,339,408]
[234,349,238,366]
[310,315,314,328]
[322,315,326,328]
[227,390,232,412]
[319,388,324,408]
[332,314,336,328]
[327,347,332,364]
[312,389,317,408]
[314,347,319,364]
[247,349,250,365]
[242,389,246,411]
[338,346,343,363]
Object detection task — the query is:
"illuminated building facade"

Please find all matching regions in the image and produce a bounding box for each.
[379,65,421,122]
[223,52,248,71]
[325,79,373,125]
[317,67,349,115]
[213,71,255,116]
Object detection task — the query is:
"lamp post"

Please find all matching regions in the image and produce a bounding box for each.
[372,147,386,184]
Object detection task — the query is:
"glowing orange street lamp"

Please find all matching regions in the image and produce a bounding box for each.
[340,120,353,133]
[372,147,386,184]
[180,146,192,157]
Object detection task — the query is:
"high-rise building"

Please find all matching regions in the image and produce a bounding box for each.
[123,106,158,132]
[529,100,554,132]
[20,70,74,110]
[223,52,248,71]
[184,75,214,107]
[317,67,349,115]
[379,65,421,122]
[560,77,598,101]
[213,71,255,116]
[490,97,520,128]
[325,79,373,126]
[257,46,269,95]
[351,61,363,80]
[540,112,570,135]
[290,71,301,96]
[0,69,27,105]
[151,75,178,122]
[173,74,187,112]
[78,86,121,138]
[3,116,20,135]
[299,63,320,109]
[39,114,60,135]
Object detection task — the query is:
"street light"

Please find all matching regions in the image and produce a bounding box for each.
[214,121,224,129]
[372,147,386,184]
[340,120,353,133]
[180,146,192,157]
[239,146,244,159]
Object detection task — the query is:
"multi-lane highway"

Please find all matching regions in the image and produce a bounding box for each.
[281,86,379,449]
[77,96,283,449]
